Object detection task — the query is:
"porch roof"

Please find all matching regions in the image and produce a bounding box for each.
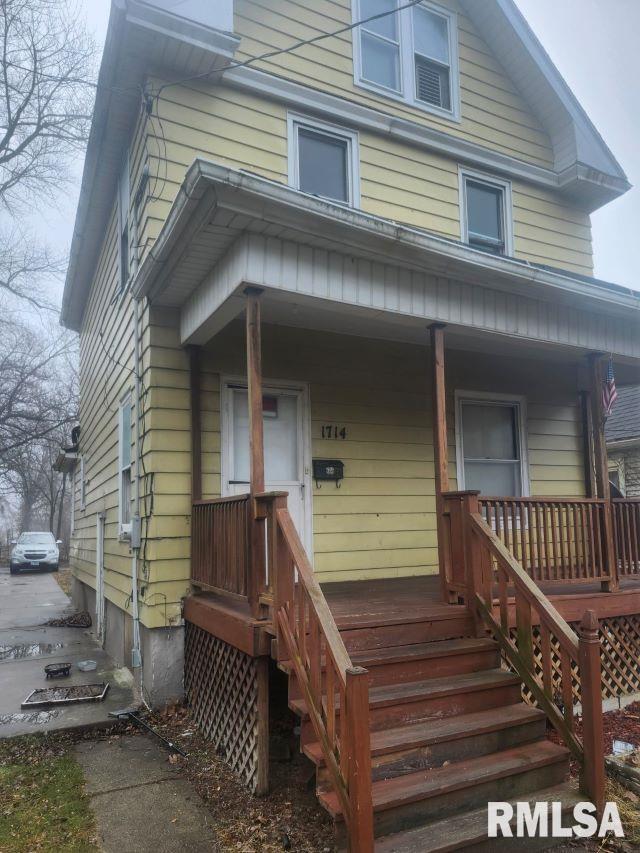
[132,161,640,367]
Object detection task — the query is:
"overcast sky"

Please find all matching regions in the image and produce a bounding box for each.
[37,0,640,304]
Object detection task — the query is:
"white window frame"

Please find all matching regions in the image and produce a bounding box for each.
[70,463,77,536]
[459,167,514,256]
[117,152,130,294]
[287,112,361,207]
[352,0,460,122]
[118,393,133,537]
[454,390,530,498]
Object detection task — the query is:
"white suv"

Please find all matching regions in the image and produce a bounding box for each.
[10,532,61,575]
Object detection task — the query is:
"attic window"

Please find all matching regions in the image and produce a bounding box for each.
[460,169,513,256]
[353,0,459,120]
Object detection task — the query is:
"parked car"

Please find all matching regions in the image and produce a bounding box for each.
[10,532,62,575]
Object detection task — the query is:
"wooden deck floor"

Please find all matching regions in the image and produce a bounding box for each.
[321,574,640,627]
[322,576,461,628]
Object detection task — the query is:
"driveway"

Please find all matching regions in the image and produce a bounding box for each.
[0,566,135,737]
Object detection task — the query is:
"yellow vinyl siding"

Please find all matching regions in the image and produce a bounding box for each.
[140,78,593,275]
[232,0,554,167]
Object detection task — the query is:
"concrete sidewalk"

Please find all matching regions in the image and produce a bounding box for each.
[0,566,135,737]
[75,735,219,852]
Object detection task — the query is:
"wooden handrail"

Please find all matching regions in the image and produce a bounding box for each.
[460,496,605,814]
[259,493,373,852]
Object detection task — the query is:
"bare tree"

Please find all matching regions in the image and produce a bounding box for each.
[0,315,77,459]
[0,0,96,211]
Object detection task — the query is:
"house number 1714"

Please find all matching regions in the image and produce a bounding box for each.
[322,425,347,440]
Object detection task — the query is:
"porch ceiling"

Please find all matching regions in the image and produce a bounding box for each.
[133,161,640,365]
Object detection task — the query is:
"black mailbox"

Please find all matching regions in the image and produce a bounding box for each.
[313,459,344,488]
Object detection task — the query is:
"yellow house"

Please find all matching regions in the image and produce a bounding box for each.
[61,1,640,848]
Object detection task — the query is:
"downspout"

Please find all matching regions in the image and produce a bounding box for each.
[131,293,143,672]
[130,176,144,677]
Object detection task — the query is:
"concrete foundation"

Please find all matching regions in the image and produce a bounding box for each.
[72,576,184,707]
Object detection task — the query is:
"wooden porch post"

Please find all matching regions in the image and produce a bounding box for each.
[430,324,452,602]
[587,353,618,591]
[245,287,267,617]
[189,345,202,502]
[579,389,596,499]
[246,288,265,496]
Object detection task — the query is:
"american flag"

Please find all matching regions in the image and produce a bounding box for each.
[603,357,618,418]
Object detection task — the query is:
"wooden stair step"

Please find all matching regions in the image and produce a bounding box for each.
[373,782,582,852]
[304,702,546,769]
[281,637,498,673]
[283,638,500,696]
[319,741,570,833]
[291,669,522,731]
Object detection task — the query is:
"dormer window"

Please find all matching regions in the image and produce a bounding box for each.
[353,0,459,120]
[460,169,513,256]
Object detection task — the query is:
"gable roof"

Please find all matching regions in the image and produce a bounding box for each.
[61,0,631,332]
[606,386,640,443]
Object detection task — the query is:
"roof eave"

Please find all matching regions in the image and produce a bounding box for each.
[133,161,640,319]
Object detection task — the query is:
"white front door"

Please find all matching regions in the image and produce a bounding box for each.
[222,381,312,553]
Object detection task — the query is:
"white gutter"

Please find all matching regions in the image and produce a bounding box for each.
[606,438,640,452]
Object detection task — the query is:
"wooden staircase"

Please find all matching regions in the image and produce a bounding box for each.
[280,613,578,851]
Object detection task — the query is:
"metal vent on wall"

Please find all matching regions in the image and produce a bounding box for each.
[415,56,450,110]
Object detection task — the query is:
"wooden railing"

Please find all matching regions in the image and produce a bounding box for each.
[612,498,640,577]
[257,493,374,852]
[478,496,616,587]
[449,490,605,813]
[191,495,252,600]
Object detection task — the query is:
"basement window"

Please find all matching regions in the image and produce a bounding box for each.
[460,169,513,256]
[353,0,459,120]
[288,114,360,206]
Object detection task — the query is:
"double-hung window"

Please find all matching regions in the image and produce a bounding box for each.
[460,169,513,256]
[455,393,528,498]
[288,114,360,206]
[118,396,133,534]
[354,0,459,119]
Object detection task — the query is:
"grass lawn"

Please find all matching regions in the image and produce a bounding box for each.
[0,735,97,852]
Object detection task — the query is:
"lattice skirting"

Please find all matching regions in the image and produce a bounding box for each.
[184,622,268,794]
[507,614,640,707]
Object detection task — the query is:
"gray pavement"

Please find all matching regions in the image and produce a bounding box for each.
[0,565,135,737]
[75,735,218,852]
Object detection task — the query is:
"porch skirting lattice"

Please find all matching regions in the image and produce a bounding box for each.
[184,621,267,793]
[507,614,640,707]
